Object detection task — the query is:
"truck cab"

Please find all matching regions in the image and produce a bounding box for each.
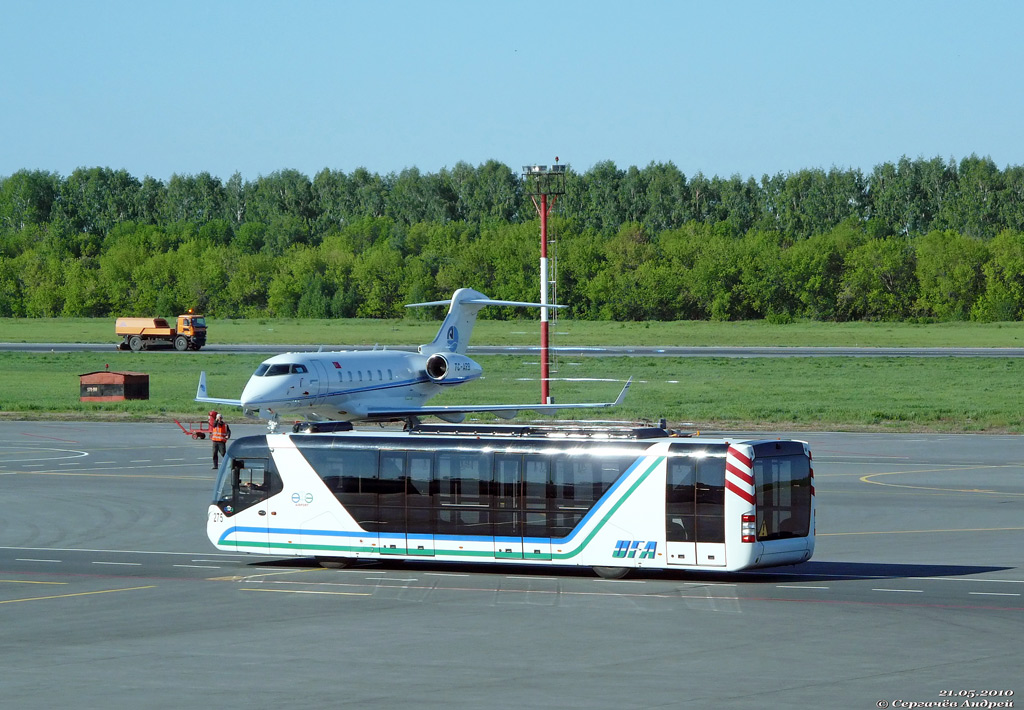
[177,314,207,348]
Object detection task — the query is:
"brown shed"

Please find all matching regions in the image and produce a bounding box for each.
[79,371,150,401]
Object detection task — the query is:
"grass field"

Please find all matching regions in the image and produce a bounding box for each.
[2,350,1022,433]
[6,316,1024,347]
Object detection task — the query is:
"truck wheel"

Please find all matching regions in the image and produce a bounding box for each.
[174,336,188,351]
[129,336,143,352]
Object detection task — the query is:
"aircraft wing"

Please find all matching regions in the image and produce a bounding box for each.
[362,378,632,423]
[195,371,243,407]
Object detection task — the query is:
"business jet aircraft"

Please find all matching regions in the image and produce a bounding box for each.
[196,288,630,429]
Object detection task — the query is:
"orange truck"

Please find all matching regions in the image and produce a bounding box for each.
[115,313,207,351]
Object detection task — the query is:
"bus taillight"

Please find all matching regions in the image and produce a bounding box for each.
[741,514,756,543]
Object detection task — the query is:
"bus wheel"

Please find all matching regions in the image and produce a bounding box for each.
[593,566,630,579]
[316,557,353,569]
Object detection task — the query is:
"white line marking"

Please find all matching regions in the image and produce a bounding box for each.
[872,588,923,593]
[968,591,1021,597]
[174,564,221,569]
[424,572,469,577]
[16,558,61,563]
[592,578,647,583]
[776,585,830,589]
[92,561,142,566]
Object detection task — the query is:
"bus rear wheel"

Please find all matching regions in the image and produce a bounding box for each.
[316,556,354,569]
[593,566,630,579]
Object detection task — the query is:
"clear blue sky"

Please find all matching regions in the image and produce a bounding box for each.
[2,0,1022,182]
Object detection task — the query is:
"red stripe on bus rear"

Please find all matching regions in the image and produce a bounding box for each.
[725,479,756,505]
[726,461,754,486]
[728,447,752,469]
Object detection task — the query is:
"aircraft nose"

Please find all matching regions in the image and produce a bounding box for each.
[239,379,265,409]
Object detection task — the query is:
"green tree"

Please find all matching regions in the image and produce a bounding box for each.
[162,172,226,224]
[351,242,405,317]
[53,167,141,236]
[642,161,688,233]
[914,230,988,319]
[0,170,59,232]
[972,229,1024,321]
[839,237,917,319]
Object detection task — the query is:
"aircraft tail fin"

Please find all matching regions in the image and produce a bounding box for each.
[195,371,244,408]
[407,288,563,355]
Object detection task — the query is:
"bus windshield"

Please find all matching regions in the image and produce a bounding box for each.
[214,450,283,517]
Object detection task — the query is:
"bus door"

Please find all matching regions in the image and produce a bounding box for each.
[405,451,434,557]
[665,452,726,567]
[522,454,552,560]
[232,457,279,553]
[665,455,696,566]
[378,451,409,555]
[492,454,523,559]
[378,451,435,557]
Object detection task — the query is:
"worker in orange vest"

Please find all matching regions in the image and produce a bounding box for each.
[210,413,231,469]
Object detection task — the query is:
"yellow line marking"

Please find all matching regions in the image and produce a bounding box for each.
[240,588,371,597]
[860,466,1024,496]
[0,585,156,604]
[0,580,68,585]
[821,526,1024,536]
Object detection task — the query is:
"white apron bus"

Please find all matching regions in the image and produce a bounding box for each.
[207,424,814,578]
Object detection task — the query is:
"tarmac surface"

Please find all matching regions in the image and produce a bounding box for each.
[1,421,1021,709]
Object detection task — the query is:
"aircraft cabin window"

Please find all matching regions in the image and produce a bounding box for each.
[388,369,393,380]
[377,369,382,380]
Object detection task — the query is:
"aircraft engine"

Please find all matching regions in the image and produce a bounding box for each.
[424,353,483,384]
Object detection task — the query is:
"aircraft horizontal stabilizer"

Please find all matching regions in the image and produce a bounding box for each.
[406,297,566,309]
[362,377,632,423]
[195,371,243,407]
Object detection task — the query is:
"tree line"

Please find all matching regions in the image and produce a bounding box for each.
[2,156,1024,321]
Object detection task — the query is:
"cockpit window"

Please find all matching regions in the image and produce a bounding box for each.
[254,362,307,377]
